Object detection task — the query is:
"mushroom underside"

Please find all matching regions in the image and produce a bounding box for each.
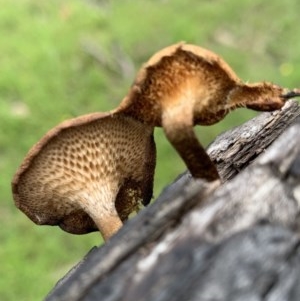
[15,180,148,235]
[12,113,155,236]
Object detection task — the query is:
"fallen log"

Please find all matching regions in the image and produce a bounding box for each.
[46,100,300,301]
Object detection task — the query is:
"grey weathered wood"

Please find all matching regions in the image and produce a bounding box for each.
[209,99,300,180]
[46,100,300,301]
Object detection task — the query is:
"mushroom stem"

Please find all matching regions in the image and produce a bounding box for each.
[162,105,219,181]
[78,182,124,241]
[93,214,123,241]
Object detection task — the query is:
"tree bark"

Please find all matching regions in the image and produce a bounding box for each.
[46,100,300,301]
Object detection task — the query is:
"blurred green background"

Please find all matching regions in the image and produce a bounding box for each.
[1,0,299,300]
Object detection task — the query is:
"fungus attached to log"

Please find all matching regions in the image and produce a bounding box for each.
[116,42,300,181]
[12,113,156,241]
[12,42,300,242]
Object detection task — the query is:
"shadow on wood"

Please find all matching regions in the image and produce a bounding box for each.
[46,100,300,301]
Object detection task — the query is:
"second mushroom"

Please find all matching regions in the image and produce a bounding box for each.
[12,112,156,241]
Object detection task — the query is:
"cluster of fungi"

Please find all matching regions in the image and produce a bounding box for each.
[11,42,300,241]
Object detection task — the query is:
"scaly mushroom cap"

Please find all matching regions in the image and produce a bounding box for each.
[12,113,155,235]
[115,42,242,125]
[117,42,300,125]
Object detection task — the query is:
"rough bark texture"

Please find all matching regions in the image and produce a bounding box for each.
[46,100,300,301]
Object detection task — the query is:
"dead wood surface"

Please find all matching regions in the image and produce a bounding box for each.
[46,100,300,301]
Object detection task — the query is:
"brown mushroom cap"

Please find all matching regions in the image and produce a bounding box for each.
[12,112,155,236]
[115,42,242,126]
[140,42,240,82]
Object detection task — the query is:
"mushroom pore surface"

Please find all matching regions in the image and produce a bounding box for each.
[12,114,155,234]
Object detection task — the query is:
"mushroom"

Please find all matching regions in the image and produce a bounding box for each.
[12,112,155,241]
[115,42,300,181]
[12,42,300,240]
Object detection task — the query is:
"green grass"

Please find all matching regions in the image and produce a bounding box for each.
[1,0,300,300]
